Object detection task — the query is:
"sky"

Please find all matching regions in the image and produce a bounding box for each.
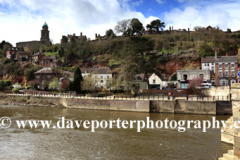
[0,0,240,46]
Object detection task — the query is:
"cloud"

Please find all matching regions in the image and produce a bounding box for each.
[164,1,240,31]
[156,0,164,4]
[132,0,143,6]
[0,0,157,46]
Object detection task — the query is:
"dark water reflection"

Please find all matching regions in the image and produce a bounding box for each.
[0,105,232,160]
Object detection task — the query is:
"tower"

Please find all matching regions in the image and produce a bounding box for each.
[40,22,50,44]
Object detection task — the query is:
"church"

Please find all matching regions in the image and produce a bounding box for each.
[16,22,51,51]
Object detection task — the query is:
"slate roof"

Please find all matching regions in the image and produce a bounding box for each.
[202,56,237,63]
[81,67,92,73]
[34,68,56,74]
[92,67,111,74]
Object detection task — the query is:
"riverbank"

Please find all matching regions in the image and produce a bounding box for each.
[0,94,232,115]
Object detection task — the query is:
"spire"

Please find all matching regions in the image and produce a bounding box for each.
[43,22,48,27]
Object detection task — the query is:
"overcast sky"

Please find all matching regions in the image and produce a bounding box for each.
[0,0,240,46]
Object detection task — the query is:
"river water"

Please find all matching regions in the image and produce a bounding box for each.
[0,105,232,160]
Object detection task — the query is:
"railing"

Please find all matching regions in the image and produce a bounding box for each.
[5,93,231,101]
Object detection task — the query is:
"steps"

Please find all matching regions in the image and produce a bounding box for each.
[219,150,239,160]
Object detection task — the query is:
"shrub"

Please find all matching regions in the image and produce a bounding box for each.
[12,88,20,93]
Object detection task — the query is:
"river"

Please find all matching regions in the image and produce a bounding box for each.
[0,105,232,160]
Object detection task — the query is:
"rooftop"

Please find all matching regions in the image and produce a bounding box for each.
[202,55,238,63]
[34,68,56,74]
[92,67,111,74]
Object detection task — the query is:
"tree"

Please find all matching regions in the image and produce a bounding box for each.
[146,19,165,33]
[188,77,203,94]
[82,75,98,90]
[61,80,68,91]
[49,77,61,91]
[114,19,131,34]
[72,67,83,93]
[129,18,144,36]
[43,81,49,91]
[126,36,158,89]
[106,29,115,37]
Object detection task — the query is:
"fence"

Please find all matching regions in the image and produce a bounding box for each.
[5,93,230,101]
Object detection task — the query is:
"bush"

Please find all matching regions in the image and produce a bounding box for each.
[12,88,20,93]
[4,58,11,64]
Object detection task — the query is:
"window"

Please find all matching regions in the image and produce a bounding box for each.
[212,63,214,65]
[47,76,51,78]
[199,74,204,78]
[12,52,14,54]
[137,76,142,81]
[207,63,209,66]
[26,56,28,58]
[100,80,103,83]
[19,55,22,58]
[225,70,228,77]
[231,63,234,68]
[36,76,41,78]
[204,64,206,66]
[225,63,228,68]
[153,79,156,84]
[211,66,214,70]
[219,63,222,68]
[183,74,187,80]
[219,71,222,77]
[231,71,235,77]
[101,76,103,79]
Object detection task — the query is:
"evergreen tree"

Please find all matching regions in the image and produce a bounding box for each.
[73,67,83,93]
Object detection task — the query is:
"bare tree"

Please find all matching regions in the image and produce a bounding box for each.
[114,19,131,34]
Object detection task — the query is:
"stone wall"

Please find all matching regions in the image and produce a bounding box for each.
[184,101,216,114]
[150,100,175,113]
[203,86,230,97]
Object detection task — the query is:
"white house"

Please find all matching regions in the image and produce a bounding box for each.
[148,73,168,90]
[80,67,92,77]
[202,56,216,73]
[13,83,21,88]
[92,67,112,89]
[177,69,211,89]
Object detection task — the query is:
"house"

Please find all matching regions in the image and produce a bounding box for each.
[13,82,21,88]
[201,56,216,73]
[51,59,63,67]
[38,55,54,67]
[61,32,87,43]
[34,68,61,90]
[15,51,29,61]
[148,73,168,90]
[81,67,92,77]
[6,45,19,60]
[31,52,45,64]
[215,55,238,86]
[59,77,73,90]
[177,70,211,89]
[92,67,112,89]
[132,74,149,90]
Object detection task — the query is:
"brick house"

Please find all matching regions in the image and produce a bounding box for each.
[59,77,73,90]
[38,55,54,67]
[6,45,19,60]
[51,59,64,67]
[15,51,29,61]
[32,52,45,64]
[215,55,238,86]
[34,68,61,90]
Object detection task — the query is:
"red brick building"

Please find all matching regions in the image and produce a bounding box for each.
[6,45,19,60]
[215,56,238,86]
[32,52,45,64]
[34,68,61,90]
[38,55,54,67]
[15,51,29,61]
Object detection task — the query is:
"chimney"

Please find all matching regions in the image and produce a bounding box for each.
[73,33,75,36]
[98,34,100,37]
[95,33,97,38]
[188,28,190,32]
[172,26,173,30]
[169,26,171,31]
[215,52,217,60]
[80,32,82,37]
